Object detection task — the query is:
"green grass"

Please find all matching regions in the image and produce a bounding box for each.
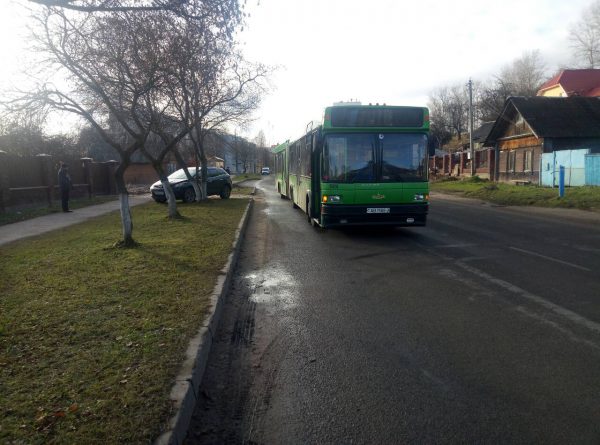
[0,198,249,444]
[232,185,254,196]
[232,173,261,183]
[0,196,118,226]
[431,177,600,211]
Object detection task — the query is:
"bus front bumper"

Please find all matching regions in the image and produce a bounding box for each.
[320,203,428,228]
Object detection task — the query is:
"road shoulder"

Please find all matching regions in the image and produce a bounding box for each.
[431,191,600,226]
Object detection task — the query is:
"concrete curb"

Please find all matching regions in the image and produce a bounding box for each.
[154,197,254,445]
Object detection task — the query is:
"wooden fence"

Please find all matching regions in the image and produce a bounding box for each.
[0,151,122,212]
[429,148,496,180]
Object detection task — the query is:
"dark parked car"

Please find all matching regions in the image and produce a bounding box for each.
[150,167,232,203]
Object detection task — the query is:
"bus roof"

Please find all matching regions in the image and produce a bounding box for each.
[271,140,289,153]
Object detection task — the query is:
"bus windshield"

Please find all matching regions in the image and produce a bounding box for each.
[322,133,428,183]
[381,133,428,182]
[322,134,375,182]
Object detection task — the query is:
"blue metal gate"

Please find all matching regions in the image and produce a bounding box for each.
[540,149,589,187]
[585,154,600,185]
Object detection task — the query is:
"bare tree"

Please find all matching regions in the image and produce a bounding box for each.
[476,78,513,122]
[497,50,547,96]
[254,130,271,168]
[428,84,469,142]
[27,0,243,31]
[0,107,48,155]
[10,8,179,246]
[10,0,252,237]
[163,14,267,200]
[475,51,547,123]
[254,130,266,149]
[569,0,600,68]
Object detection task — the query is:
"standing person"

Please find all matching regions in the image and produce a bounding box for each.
[58,162,72,212]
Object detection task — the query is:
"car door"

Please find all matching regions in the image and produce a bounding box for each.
[207,168,219,195]
[214,168,228,191]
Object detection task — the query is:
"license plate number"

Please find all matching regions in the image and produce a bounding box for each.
[367,208,390,214]
[154,190,164,195]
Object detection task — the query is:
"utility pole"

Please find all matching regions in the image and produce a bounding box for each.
[468,78,475,176]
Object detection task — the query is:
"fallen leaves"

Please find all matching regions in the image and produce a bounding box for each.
[34,403,82,432]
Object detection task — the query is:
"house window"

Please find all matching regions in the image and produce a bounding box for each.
[507,151,516,172]
[524,150,533,172]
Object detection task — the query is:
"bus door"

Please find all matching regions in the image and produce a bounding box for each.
[302,132,314,211]
[310,131,321,218]
[285,146,290,198]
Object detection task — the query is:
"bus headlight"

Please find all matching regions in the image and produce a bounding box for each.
[323,195,341,203]
[414,193,428,201]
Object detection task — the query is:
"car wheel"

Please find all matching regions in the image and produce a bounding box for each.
[183,187,196,203]
[220,184,231,199]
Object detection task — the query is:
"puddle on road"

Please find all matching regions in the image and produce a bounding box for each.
[244,265,299,310]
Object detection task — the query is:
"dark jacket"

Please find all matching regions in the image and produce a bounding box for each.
[58,167,72,191]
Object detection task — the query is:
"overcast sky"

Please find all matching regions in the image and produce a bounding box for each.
[239,0,593,145]
[0,0,594,144]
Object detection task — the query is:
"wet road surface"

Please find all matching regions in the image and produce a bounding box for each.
[186,179,600,444]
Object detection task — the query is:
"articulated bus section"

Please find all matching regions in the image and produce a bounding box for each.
[272,104,430,228]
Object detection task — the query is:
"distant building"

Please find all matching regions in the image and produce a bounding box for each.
[537,69,600,97]
[485,96,600,183]
[472,121,495,150]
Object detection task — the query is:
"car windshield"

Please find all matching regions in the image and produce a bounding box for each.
[168,169,198,181]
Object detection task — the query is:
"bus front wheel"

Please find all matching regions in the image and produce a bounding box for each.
[306,201,311,224]
[307,199,319,227]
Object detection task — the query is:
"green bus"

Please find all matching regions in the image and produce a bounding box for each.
[273,104,430,228]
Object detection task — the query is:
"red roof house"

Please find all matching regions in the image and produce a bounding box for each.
[537,69,600,97]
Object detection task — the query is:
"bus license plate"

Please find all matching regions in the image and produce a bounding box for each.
[367,208,390,214]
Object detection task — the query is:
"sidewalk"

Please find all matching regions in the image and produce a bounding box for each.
[0,195,152,247]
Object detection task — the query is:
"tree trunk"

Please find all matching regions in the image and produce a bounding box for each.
[156,165,179,218]
[114,167,135,247]
[194,129,209,201]
[173,149,201,203]
[200,151,208,201]
[192,179,202,202]
[161,177,179,217]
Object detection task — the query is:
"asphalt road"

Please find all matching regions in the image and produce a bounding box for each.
[186,179,600,444]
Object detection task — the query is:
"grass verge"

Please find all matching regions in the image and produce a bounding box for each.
[0,196,118,227]
[232,173,261,183]
[431,177,600,211]
[0,198,249,444]
[231,185,254,196]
